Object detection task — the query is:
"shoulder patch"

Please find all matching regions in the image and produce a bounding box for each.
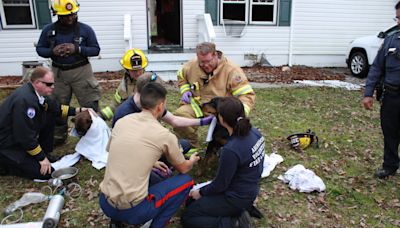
[27,107,36,119]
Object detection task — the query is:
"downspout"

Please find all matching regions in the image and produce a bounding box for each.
[288,0,295,67]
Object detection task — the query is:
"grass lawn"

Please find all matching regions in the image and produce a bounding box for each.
[0,86,399,227]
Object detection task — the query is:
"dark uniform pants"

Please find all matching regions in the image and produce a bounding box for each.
[181,194,253,228]
[381,90,400,172]
[52,64,101,145]
[0,117,55,179]
[100,174,193,227]
[0,152,54,180]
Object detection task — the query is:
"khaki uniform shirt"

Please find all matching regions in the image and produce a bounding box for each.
[177,52,255,114]
[100,111,185,207]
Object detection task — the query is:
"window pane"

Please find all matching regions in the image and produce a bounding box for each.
[4,6,32,24]
[223,4,245,21]
[252,5,273,21]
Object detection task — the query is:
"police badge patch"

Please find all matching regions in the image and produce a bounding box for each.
[27,108,35,119]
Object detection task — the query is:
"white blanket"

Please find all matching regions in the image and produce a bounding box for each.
[53,111,111,170]
[74,111,110,169]
[278,164,326,193]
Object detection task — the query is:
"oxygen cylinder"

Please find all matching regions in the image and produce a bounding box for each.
[42,195,64,228]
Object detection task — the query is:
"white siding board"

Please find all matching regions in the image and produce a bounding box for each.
[286,0,396,66]
[182,0,204,48]
[0,0,398,75]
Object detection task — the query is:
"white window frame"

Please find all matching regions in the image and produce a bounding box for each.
[220,0,248,25]
[0,0,36,29]
[249,0,277,25]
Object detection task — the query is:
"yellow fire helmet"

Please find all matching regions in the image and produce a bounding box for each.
[51,0,80,16]
[287,129,319,150]
[120,48,148,70]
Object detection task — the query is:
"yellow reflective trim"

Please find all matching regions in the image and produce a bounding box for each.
[190,97,203,118]
[185,148,200,158]
[180,84,190,94]
[244,104,251,116]
[232,85,254,96]
[61,105,68,119]
[27,145,42,156]
[177,69,184,80]
[101,106,114,120]
[114,91,122,104]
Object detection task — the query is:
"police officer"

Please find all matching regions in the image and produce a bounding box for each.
[362,1,400,179]
[175,42,256,150]
[36,0,101,145]
[0,67,82,180]
[100,48,148,120]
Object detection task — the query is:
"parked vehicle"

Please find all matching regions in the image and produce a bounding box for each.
[346,25,399,78]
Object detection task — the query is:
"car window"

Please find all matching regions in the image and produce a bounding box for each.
[385,25,400,37]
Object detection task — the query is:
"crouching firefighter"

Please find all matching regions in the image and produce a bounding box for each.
[36,0,101,145]
[100,48,149,120]
[174,42,256,150]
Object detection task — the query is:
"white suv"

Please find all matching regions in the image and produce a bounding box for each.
[346,25,399,78]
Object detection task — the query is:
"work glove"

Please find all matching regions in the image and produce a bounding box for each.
[181,91,192,104]
[200,115,214,126]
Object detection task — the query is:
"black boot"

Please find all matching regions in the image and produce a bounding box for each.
[375,168,396,179]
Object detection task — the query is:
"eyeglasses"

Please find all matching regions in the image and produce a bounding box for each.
[198,58,214,67]
[39,80,55,87]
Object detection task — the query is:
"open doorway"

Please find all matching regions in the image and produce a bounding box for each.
[148,0,182,50]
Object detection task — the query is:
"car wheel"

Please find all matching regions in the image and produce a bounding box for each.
[349,51,369,78]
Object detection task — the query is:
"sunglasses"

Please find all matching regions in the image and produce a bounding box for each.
[39,80,55,87]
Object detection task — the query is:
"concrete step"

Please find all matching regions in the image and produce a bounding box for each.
[145,49,195,77]
[156,70,179,81]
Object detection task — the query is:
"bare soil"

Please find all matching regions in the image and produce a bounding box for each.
[0,66,354,90]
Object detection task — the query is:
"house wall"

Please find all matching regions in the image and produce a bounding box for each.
[212,0,396,67]
[0,0,397,76]
[289,0,396,67]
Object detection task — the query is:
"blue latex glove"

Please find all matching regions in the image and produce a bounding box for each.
[200,115,214,126]
[181,91,192,104]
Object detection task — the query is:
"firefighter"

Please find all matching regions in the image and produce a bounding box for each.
[36,0,101,145]
[99,48,148,120]
[174,42,256,149]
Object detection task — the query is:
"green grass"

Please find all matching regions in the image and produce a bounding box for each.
[1,86,399,227]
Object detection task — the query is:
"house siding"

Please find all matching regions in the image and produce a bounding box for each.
[212,0,396,67]
[0,0,397,76]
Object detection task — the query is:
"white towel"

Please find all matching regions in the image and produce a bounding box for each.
[278,164,326,193]
[51,152,81,170]
[206,117,218,142]
[261,153,284,178]
[74,111,111,169]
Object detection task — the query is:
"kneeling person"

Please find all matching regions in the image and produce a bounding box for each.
[0,67,81,179]
[99,82,200,227]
